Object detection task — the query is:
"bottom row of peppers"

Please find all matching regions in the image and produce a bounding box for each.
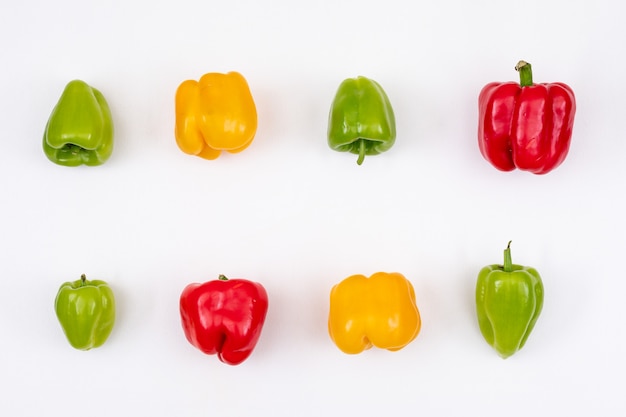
[54,242,544,364]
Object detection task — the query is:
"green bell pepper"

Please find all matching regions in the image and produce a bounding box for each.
[475,242,544,358]
[43,80,114,166]
[327,76,396,165]
[54,274,116,350]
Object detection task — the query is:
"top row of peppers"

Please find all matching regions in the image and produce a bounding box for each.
[42,60,576,174]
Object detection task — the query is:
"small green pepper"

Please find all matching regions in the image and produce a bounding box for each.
[476,242,544,358]
[54,274,116,350]
[43,80,114,166]
[327,76,396,165]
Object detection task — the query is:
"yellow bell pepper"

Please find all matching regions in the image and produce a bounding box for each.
[328,272,421,354]
[175,71,257,160]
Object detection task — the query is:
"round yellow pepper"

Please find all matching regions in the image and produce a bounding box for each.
[175,71,258,160]
[328,272,421,354]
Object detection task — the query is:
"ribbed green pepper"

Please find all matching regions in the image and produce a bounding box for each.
[476,242,544,358]
[327,76,396,165]
[54,274,116,350]
[43,80,114,166]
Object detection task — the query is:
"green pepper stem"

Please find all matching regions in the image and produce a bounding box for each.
[515,61,533,87]
[218,274,229,281]
[80,274,87,287]
[357,139,365,165]
[503,241,513,272]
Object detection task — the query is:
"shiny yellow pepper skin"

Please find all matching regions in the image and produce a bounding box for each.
[175,71,258,160]
[328,272,421,354]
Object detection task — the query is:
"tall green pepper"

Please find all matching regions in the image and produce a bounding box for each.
[43,80,114,166]
[327,76,396,165]
[476,242,544,358]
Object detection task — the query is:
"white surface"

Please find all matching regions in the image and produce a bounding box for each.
[1,0,624,415]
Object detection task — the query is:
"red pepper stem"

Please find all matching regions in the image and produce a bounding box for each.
[515,61,533,87]
[503,241,513,272]
[218,274,229,281]
[80,274,87,287]
[357,139,365,165]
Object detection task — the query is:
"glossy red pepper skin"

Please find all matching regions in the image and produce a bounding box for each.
[179,276,268,365]
[478,61,576,174]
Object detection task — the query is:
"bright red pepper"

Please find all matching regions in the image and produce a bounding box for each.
[478,61,576,174]
[179,275,269,365]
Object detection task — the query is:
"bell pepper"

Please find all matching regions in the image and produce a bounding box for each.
[175,71,258,160]
[328,272,421,354]
[327,76,396,165]
[476,242,544,358]
[43,80,114,167]
[478,61,576,174]
[179,274,268,365]
[54,274,116,350]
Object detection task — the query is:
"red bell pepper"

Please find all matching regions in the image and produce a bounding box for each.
[478,61,576,174]
[179,275,269,365]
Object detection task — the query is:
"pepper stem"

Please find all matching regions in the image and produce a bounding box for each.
[218,274,229,281]
[503,241,513,272]
[515,60,533,87]
[356,139,365,165]
[80,274,87,287]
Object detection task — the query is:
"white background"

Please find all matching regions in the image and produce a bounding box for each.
[1,0,624,415]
